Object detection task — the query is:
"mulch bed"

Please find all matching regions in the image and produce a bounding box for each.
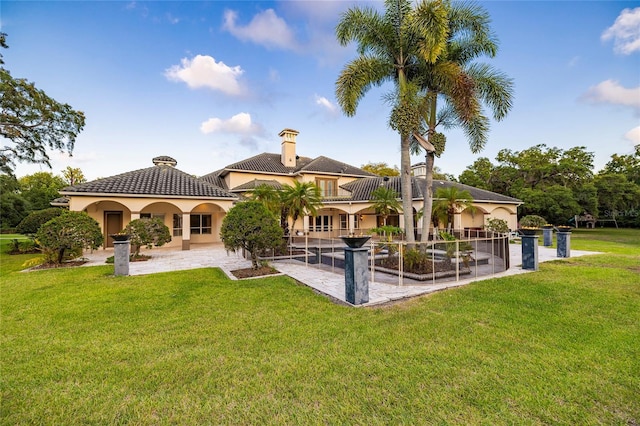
[231,266,280,279]
[31,260,88,270]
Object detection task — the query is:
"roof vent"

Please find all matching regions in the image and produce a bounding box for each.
[152,156,177,167]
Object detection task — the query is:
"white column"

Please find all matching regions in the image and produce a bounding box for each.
[348,214,355,234]
[131,212,140,220]
[182,213,191,250]
[303,215,310,234]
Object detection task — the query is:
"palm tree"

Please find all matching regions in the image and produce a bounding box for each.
[335,0,449,244]
[414,1,514,242]
[432,186,475,231]
[280,181,323,234]
[247,183,280,217]
[370,186,401,226]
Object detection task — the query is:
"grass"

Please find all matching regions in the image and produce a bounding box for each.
[1,231,639,424]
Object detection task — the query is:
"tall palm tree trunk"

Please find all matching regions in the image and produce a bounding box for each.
[400,134,415,243]
[421,151,435,241]
[421,92,438,243]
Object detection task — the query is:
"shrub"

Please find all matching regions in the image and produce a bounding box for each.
[36,211,103,264]
[220,201,284,269]
[123,217,172,257]
[519,215,547,228]
[485,218,509,234]
[16,208,64,236]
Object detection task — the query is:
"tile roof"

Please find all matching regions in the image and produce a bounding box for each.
[231,179,284,192]
[61,164,236,199]
[199,169,227,189]
[218,152,375,177]
[222,153,313,175]
[340,176,521,203]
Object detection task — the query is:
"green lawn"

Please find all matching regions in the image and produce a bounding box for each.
[1,231,639,424]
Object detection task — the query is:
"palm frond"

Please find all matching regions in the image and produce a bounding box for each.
[466,62,514,121]
[335,56,394,116]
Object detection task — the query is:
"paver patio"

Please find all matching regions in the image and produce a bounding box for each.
[81,243,599,307]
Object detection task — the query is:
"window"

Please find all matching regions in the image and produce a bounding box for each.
[190,214,212,234]
[339,214,359,230]
[311,215,333,232]
[173,214,183,237]
[141,213,165,221]
[315,178,337,197]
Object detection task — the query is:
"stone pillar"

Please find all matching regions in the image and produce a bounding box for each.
[542,228,553,247]
[131,212,140,221]
[182,213,190,250]
[348,214,355,235]
[557,231,571,258]
[344,247,369,305]
[521,235,539,271]
[114,240,130,276]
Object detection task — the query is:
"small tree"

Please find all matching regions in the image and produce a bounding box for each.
[220,201,284,269]
[485,218,509,234]
[519,215,547,228]
[16,207,64,236]
[123,217,172,257]
[370,186,401,227]
[36,211,103,264]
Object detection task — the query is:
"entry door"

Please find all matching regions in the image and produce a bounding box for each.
[104,211,123,248]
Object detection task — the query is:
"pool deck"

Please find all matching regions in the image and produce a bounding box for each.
[81,243,600,307]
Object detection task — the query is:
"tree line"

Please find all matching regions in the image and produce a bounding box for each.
[458,144,640,227]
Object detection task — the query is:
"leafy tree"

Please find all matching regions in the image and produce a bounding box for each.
[0,173,28,228]
[15,207,63,236]
[36,211,103,264]
[220,201,284,269]
[123,217,172,257]
[280,181,323,233]
[594,173,640,226]
[601,146,640,185]
[18,171,66,211]
[518,186,581,225]
[432,186,475,230]
[61,166,86,186]
[458,157,494,190]
[415,1,514,242]
[361,162,400,177]
[370,186,401,226]
[335,0,449,244]
[0,33,85,175]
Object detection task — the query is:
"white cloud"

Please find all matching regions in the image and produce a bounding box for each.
[314,94,338,116]
[165,55,245,96]
[624,126,640,145]
[581,80,640,112]
[200,112,263,135]
[602,7,640,55]
[222,9,298,51]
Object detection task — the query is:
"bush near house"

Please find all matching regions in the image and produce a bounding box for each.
[15,207,64,236]
[220,201,284,269]
[123,217,172,258]
[35,211,103,264]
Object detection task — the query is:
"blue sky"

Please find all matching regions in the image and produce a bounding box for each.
[2,1,639,181]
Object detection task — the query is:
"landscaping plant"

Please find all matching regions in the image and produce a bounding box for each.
[123,217,172,258]
[220,201,284,269]
[35,211,103,264]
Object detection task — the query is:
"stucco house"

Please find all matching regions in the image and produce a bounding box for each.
[60,128,521,250]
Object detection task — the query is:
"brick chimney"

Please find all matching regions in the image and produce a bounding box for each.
[279,128,299,167]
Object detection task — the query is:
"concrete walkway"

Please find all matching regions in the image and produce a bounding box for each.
[81,243,600,307]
